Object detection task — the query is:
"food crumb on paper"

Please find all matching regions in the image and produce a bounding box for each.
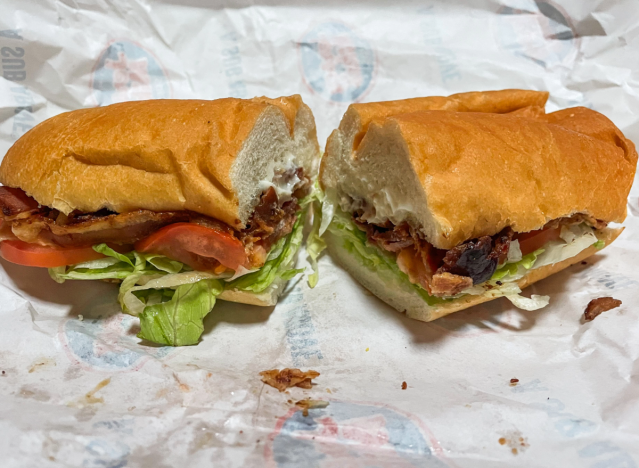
[584,297,622,321]
[78,314,83,321]
[510,378,519,386]
[365,347,369,352]
[295,398,329,417]
[401,381,407,390]
[260,368,320,392]
[498,431,529,455]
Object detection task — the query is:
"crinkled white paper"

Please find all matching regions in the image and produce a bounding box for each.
[1,1,639,466]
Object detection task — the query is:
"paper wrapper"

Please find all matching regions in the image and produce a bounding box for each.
[1,1,638,466]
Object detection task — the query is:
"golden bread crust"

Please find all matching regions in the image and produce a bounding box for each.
[0,96,308,228]
[320,89,637,249]
[390,107,636,248]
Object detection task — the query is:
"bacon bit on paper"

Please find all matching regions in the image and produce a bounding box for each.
[584,297,622,321]
[510,378,519,386]
[259,368,320,392]
[401,381,408,390]
[295,398,329,417]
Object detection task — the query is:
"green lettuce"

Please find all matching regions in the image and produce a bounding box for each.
[306,197,326,288]
[225,211,305,292]
[137,279,223,346]
[491,248,544,281]
[49,210,307,346]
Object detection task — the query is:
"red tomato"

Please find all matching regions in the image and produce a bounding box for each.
[0,241,106,268]
[135,223,247,271]
[516,226,562,256]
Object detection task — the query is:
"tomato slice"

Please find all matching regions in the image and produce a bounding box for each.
[135,223,247,271]
[516,226,562,256]
[0,240,106,268]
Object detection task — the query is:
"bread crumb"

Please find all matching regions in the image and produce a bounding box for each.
[401,381,407,390]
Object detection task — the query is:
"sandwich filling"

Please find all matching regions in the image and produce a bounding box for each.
[0,168,309,274]
[355,212,607,298]
[0,168,311,346]
[317,194,607,310]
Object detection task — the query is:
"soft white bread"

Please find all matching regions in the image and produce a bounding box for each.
[325,226,623,321]
[218,276,287,306]
[0,96,319,230]
[321,90,637,249]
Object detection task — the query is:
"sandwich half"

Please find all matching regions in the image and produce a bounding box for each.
[0,96,319,345]
[319,89,637,321]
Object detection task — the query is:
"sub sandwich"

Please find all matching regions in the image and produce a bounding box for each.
[0,96,319,345]
[318,89,637,320]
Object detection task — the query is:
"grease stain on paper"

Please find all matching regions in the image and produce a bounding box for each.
[68,378,111,408]
[18,385,51,402]
[28,357,56,373]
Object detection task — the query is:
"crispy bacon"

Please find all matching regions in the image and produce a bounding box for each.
[9,210,193,247]
[241,187,300,253]
[359,211,611,297]
[0,169,309,271]
[438,229,513,285]
[0,187,40,218]
[259,368,320,392]
[584,297,622,321]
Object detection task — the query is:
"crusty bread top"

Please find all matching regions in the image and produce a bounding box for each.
[0,95,319,229]
[337,89,549,151]
[321,90,637,250]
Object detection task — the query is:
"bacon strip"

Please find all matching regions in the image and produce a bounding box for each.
[0,174,308,272]
[0,187,40,218]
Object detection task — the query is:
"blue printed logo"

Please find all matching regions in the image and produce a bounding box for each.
[279,285,324,366]
[92,40,170,106]
[299,22,375,103]
[266,401,449,467]
[60,296,172,371]
[495,0,578,68]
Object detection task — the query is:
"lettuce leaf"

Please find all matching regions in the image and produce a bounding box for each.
[137,279,223,346]
[306,198,326,288]
[491,249,544,281]
[48,210,307,346]
[505,293,550,311]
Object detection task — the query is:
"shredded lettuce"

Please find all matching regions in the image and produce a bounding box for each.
[307,196,326,288]
[325,200,605,313]
[505,293,550,311]
[137,279,223,346]
[491,248,544,282]
[49,208,308,346]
